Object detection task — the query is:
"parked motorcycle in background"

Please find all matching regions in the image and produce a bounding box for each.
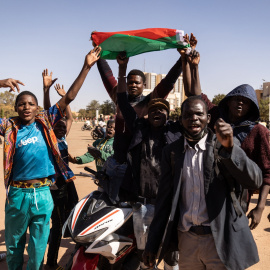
[81,124,92,131]
[91,126,105,140]
[62,167,140,270]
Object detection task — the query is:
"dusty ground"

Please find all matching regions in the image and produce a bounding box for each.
[0,122,270,269]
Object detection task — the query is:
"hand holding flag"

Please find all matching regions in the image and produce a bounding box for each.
[91,28,190,59]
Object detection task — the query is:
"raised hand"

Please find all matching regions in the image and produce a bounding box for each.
[214,118,234,151]
[42,69,57,90]
[116,52,129,67]
[0,78,24,93]
[190,33,198,50]
[84,46,101,69]
[54,84,66,97]
[177,33,189,57]
[187,50,200,66]
[88,145,101,159]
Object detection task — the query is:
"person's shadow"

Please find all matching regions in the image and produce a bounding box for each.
[261,198,270,232]
[52,237,76,268]
[0,229,5,246]
[0,229,8,270]
[250,197,270,207]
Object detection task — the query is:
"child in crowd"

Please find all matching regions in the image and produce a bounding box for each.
[1,46,101,270]
[69,119,115,171]
[42,79,79,270]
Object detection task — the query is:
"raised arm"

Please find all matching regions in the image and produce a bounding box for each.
[0,78,24,93]
[187,50,201,96]
[97,59,118,104]
[179,34,192,97]
[54,84,73,136]
[42,69,58,110]
[116,53,138,133]
[183,33,201,96]
[57,46,101,112]
[92,32,118,103]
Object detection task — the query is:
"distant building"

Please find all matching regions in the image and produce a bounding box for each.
[255,89,263,104]
[143,72,186,111]
[262,82,270,98]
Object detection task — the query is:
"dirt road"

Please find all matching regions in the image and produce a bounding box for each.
[0,122,269,269]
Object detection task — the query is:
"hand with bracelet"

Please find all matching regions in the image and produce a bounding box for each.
[116,51,129,94]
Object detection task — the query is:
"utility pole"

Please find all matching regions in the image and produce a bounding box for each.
[144,59,145,72]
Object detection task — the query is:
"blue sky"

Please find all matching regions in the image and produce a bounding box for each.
[1,0,269,112]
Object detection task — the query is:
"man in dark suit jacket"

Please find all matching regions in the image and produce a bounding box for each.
[143,96,262,270]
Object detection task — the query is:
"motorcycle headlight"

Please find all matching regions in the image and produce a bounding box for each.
[74,228,108,244]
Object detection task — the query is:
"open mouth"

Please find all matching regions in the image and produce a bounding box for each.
[23,111,31,117]
[107,130,114,136]
[153,116,161,121]
[189,124,200,132]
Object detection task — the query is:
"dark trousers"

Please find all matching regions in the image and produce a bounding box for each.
[47,180,78,266]
[46,187,67,266]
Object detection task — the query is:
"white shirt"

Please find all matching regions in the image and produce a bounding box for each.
[178,135,210,232]
[99,121,106,127]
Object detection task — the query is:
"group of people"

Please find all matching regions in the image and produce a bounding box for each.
[0,32,269,270]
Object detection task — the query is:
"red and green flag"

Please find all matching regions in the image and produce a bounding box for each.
[91,28,190,60]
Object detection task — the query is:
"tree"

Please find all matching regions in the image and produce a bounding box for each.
[100,100,116,115]
[86,100,100,117]
[0,91,17,106]
[170,107,181,121]
[0,104,18,118]
[78,109,87,118]
[212,94,226,105]
[258,97,269,121]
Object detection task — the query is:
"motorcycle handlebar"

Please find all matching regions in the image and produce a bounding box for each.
[84,167,97,176]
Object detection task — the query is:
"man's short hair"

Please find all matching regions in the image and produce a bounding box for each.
[15,91,38,106]
[181,96,208,114]
[127,69,146,83]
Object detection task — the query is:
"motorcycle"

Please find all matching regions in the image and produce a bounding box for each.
[81,124,92,131]
[62,167,140,270]
[91,126,105,140]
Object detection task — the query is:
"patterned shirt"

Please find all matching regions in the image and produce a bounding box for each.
[0,103,75,188]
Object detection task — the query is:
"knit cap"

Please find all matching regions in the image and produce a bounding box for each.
[148,98,170,114]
